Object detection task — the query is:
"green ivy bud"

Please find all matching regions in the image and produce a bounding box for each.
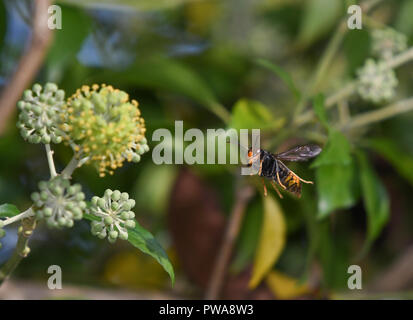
[17,82,65,145]
[33,176,85,229]
[125,220,135,229]
[109,230,118,239]
[88,190,137,243]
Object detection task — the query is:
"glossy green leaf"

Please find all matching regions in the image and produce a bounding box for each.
[229,99,285,131]
[256,59,301,100]
[318,221,350,289]
[83,213,175,285]
[0,204,19,218]
[315,163,356,219]
[127,221,175,286]
[297,0,343,47]
[312,130,356,218]
[367,138,413,187]
[311,130,352,167]
[357,151,389,250]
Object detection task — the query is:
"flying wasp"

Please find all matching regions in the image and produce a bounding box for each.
[245,144,322,198]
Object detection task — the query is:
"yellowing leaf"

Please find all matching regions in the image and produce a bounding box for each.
[249,194,286,289]
[266,270,310,299]
[103,250,175,290]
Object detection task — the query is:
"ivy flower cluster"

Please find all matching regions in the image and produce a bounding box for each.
[16,83,66,144]
[372,28,407,60]
[0,82,147,253]
[356,59,398,104]
[89,189,136,243]
[60,84,149,177]
[31,177,86,228]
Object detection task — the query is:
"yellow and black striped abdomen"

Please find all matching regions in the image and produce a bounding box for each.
[277,161,302,197]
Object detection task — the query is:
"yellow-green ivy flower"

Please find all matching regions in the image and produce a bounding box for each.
[60,84,149,177]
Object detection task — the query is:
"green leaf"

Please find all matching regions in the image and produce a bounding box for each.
[343,29,371,74]
[83,213,175,285]
[311,130,352,167]
[229,99,285,131]
[312,130,356,218]
[356,151,389,251]
[249,194,286,288]
[312,93,329,129]
[0,204,19,218]
[318,221,350,289]
[256,59,301,101]
[91,56,229,122]
[297,0,343,47]
[46,5,91,75]
[366,138,413,187]
[395,0,413,37]
[315,163,356,219]
[127,221,175,286]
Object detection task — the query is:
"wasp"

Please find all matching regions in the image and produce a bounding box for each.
[245,144,322,198]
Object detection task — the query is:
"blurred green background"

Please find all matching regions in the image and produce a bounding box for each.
[1,0,413,299]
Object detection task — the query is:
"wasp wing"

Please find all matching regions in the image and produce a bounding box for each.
[275,144,321,162]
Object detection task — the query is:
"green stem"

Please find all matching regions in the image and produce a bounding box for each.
[0,152,85,286]
[295,46,413,127]
[210,102,231,125]
[45,144,57,178]
[339,96,413,130]
[2,207,34,227]
[293,21,347,122]
[0,216,36,285]
[61,156,80,178]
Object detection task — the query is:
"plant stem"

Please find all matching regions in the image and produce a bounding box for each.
[387,47,413,69]
[340,96,413,130]
[205,185,255,300]
[211,102,231,125]
[61,156,80,178]
[295,46,413,127]
[45,144,57,178]
[0,215,36,285]
[0,151,84,286]
[293,21,347,122]
[1,207,34,227]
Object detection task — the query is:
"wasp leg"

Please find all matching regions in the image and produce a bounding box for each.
[261,178,268,197]
[296,174,313,184]
[270,180,283,199]
[258,159,263,176]
[275,161,287,190]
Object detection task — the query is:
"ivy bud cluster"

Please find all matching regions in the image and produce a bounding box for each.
[31,177,86,228]
[89,189,136,243]
[16,83,65,144]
